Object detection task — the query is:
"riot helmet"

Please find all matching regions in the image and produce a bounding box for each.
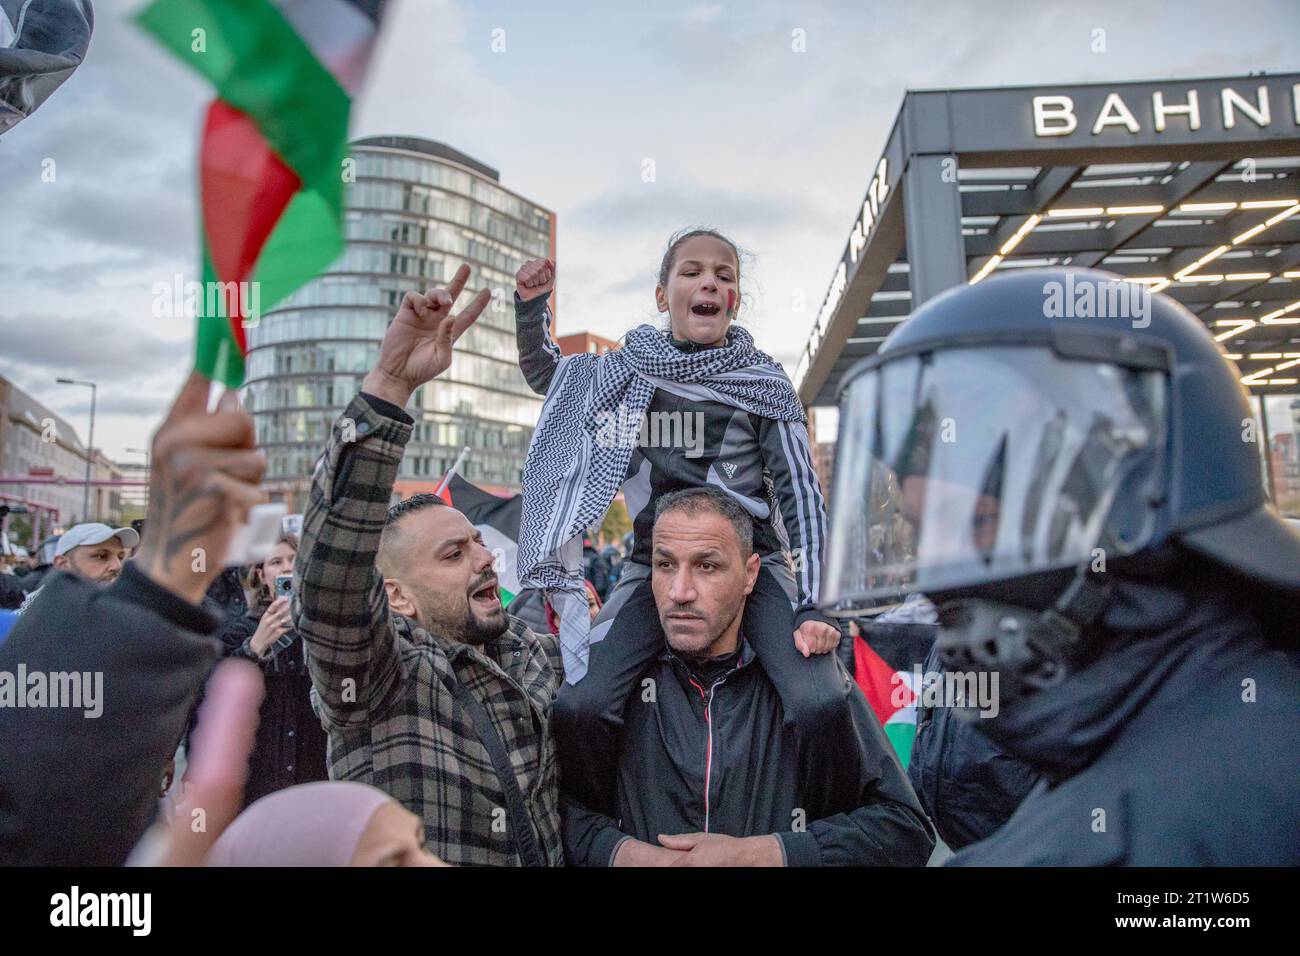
[823,268,1300,700]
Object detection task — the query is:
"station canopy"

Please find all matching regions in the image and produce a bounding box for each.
[796,73,1300,408]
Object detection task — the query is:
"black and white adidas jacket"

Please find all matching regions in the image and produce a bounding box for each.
[515,294,833,629]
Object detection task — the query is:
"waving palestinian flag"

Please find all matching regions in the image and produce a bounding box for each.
[853,619,936,769]
[137,0,386,388]
[438,475,524,605]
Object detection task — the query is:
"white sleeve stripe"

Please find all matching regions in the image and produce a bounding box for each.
[775,419,816,604]
[782,419,826,605]
[790,421,821,603]
[793,422,825,604]
[798,425,829,602]
[541,308,562,361]
[772,420,806,595]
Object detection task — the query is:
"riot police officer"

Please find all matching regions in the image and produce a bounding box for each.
[822,267,1300,865]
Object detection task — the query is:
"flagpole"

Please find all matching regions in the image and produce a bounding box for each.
[435,446,472,496]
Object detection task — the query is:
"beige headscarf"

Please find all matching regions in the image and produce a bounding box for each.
[206,781,396,866]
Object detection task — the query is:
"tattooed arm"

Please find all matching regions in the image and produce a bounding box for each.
[133,372,268,605]
[0,372,267,865]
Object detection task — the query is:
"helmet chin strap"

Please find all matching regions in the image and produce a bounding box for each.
[935,562,1115,712]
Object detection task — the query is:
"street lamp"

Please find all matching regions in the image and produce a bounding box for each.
[56,378,96,523]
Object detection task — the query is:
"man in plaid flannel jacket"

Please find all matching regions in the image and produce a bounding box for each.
[293,265,565,866]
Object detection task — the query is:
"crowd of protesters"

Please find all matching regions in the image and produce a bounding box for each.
[1,238,1297,868]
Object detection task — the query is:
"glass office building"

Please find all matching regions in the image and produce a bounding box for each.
[243,136,556,502]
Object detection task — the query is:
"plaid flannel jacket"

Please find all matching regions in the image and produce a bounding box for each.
[294,392,565,866]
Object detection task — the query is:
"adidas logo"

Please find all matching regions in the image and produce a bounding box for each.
[721,462,737,479]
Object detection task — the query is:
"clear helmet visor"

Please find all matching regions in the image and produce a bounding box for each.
[823,346,1166,611]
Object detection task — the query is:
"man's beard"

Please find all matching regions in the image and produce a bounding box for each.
[417,574,508,645]
[68,557,118,585]
[452,605,508,645]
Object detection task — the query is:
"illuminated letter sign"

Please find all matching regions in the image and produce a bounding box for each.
[1033,83,1294,138]
[1092,93,1141,134]
[849,158,890,263]
[1221,85,1270,128]
[1033,95,1077,136]
[1152,90,1201,131]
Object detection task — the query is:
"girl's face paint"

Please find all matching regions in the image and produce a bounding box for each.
[659,234,739,346]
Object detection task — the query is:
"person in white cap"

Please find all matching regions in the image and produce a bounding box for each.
[16,522,140,614]
[52,522,140,584]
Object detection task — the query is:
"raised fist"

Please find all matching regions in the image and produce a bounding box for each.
[516,258,555,302]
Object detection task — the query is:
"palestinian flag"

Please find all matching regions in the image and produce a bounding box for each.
[853,621,936,770]
[437,475,523,606]
[137,0,387,388]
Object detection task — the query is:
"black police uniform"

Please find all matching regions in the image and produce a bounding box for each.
[823,268,1300,866]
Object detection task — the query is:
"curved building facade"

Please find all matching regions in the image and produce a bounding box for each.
[243,136,555,502]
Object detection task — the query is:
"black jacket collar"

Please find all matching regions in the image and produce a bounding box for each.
[661,636,756,688]
[666,329,731,353]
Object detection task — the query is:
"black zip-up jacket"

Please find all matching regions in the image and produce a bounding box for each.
[214,612,329,808]
[516,294,832,629]
[0,563,219,865]
[909,641,1041,850]
[948,567,1300,866]
[561,639,935,866]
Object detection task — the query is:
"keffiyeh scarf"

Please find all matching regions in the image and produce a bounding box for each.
[517,322,806,680]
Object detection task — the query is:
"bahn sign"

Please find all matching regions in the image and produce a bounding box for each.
[1033,82,1300,139]
[893,73,1300,163]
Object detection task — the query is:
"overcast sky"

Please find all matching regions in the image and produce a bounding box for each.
[1,0,1297,459]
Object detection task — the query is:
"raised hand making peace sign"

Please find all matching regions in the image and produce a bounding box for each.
[362,263,492,408]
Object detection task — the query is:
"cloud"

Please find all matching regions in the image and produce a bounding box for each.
[683,5,723,25]
[19,250,155,288]
[0,0,204,316]
[2,0,1297,468]
[351,0,516,150]
[0,311,190,382]
[38,178,198,255]
[0,310,186,455]
[571,180,834,236]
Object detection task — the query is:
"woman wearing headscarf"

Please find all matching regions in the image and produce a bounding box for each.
[207,782,447,867]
